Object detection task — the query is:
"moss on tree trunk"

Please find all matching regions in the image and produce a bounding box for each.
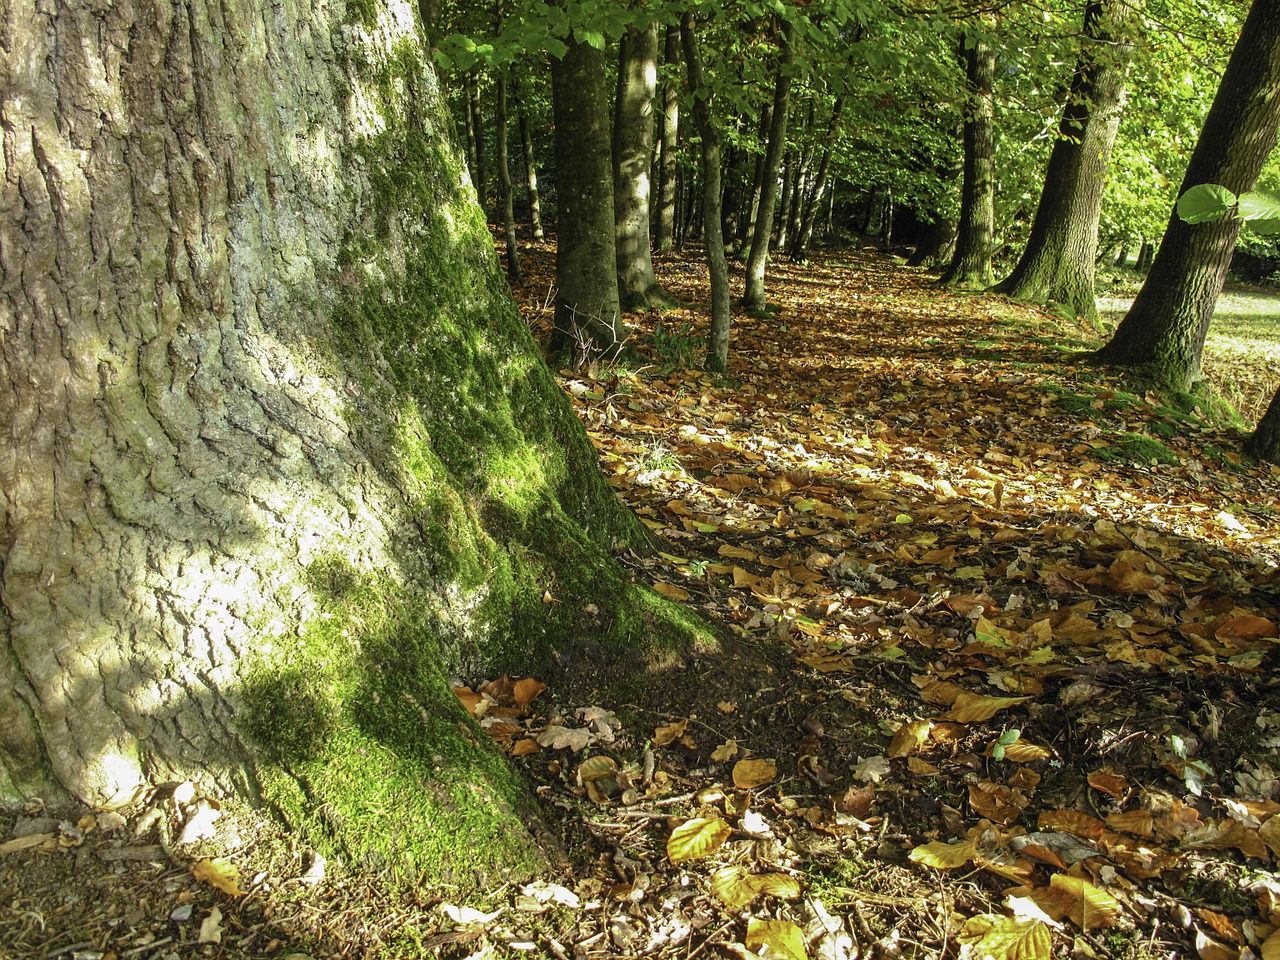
[0,0,712,892]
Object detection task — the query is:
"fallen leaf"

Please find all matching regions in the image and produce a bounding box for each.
[888,718,933,758]
[654,581,690,601]
[746,918,807,960]
[852,755,891,783]
[653,719,689,746]
[712,739,740,761]
[0,833,54,855]
[512,677,547,710]
[909,839,977,870]
[1087,772,1130,800]
[192,858,244,896]
[732,758,777,789]
[536,725,594,751]
[957,913,1053,960]
[940,691,1031,723]
[667,817,731,863]
[710,865,756,909]
[198,906,223,944]
[1048,874,1120,930]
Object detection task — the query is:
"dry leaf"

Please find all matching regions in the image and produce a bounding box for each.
[957,913,1053,960]
[653,719,689,746]
[1048,874,1119,930]
[1195,929,1240,960]
[511,737,541,757]
[536,725,594,751]
[908,839,977,870]
[198,906,223,944]
[1087,772,1130,800]
[667,817,731,863]
[0,833,54,856]
[710,865,756,909]
[654,581,690,601]
[888,718,933,758]
[746,918,807,960]
[192,858,244,896]
[1106,810,1154,836]
[908,756,942,775]
[750,872,802,899]
[732,758,777,789]
[712,739,740,761]
[940,691,1031,723]
[512,677,547,710]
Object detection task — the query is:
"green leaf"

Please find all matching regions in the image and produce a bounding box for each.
[575,28,605,50]
[1175,184,1237,224]
[1238,190,1280,221]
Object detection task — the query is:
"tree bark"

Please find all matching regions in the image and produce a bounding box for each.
[613,21,667,310]
[742,20,794,313]
[1095,0,1280,389]
[940,29,997,289]
[515,77,545,239]
[739,102,772,258]
[681,13,732,373]
[549,28,622,360]
[468,69,490,216]
[494,0,520,282]
[0,0,707,886]
[791,95,845,260]
[993,0,1142,322]
[654,26,681,255]
[1246,382,1280,461]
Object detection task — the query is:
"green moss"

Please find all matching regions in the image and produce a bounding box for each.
[1095,432,1180,466]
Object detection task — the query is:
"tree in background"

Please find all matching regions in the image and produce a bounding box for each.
[993,0,1143,322]
[1095,0,1280,390]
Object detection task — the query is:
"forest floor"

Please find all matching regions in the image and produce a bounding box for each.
[3,242,1280,960]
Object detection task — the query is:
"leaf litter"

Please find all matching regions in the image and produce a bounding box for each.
[2,243,1280,959]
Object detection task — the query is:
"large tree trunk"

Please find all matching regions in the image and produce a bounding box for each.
[940,29,997,289]
[0,0,707,888]
[654,26,681,255]
[682,13,732,373]
[549,29,622,360]
[742,20,794,313]
[1247,383,1280,461]
[1095,0,1280,388]
[993,0,1141,322]
[613,21,668,310]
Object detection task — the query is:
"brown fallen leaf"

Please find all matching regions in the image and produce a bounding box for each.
[940,691,1031,723]
[888,718,933,758]
[732,758,778,789]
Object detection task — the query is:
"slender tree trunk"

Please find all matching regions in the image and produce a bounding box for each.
[681,13,731,373]
[782,115,813,251]
[907,216,959,268]
[496,67,521,282]
[1095,0,1280,389]
[462,73,482,198]
[613,21,667,309]
[469,70,489,216]
[993,0,1142,322]
[655,26,681,254]
[940,29,997,289]
[739,102,772,258]
[0,0,708,886]
[791,95,845,260]
[515,77,545,240]
[1137,239,1154,272]
[742,20,794,313]
[549,30,622,360]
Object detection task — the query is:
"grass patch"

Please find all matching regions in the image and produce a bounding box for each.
[1095,432,1180,466]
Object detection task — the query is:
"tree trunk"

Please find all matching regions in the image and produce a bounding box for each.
[681,13,732,373]
[0,0,708,888]
[549,29,622,360]
[1095,0,1280,389]
[1136,238,1154,272]
[1246,382,1280,461]
[495,1,520,283]
[739,103,772,258]
[742,21,794,313]
[613,21,667,310]
[940,29,997,289]
[791,95,845,260]
[907,216,959,268]
[515,77,545,239]
[993,0,1142,323]
[468,69,490,216]
[655,26,681,254]
[462,72,482,198]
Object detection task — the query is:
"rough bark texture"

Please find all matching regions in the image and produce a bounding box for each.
[654,26,681,255]
[993,0,1141,322]
[1247,384,1280,461]
[468,69,489,215]
[940,31,997,290]
[0,0,709,887]
[1095,0,1280,388]
[907,216,959,268]
[743,21,794,313]
[613,22,666,310]
[549,31,622,358]
[681,14,731,373]
[497,69,522,283]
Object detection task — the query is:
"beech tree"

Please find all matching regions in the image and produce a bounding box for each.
[0,0,705,885]
[939,27,996,289]
[1095,0,1280,390]
[993,0,1142,322]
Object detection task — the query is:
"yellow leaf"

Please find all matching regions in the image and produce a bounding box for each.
[1260,927,1280,960]
[710,865,756,909]
[654,581,690,601]
[1002,740,1051,762]
[749,872,802,899]
[907,756,941,775]
[1049,874,1119,931]
[908,839,977,870]
[718,544,757,561]
[654,719,688,745]
[732,758,778,789]
[1106,810,1154,836]
[667,817,731,863]
[711,740,740,761]
[746,918,807,960]
[940,691,1030,723]
[957,913,1053,960]
[888,718,933,758]
[192,858,245,896]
